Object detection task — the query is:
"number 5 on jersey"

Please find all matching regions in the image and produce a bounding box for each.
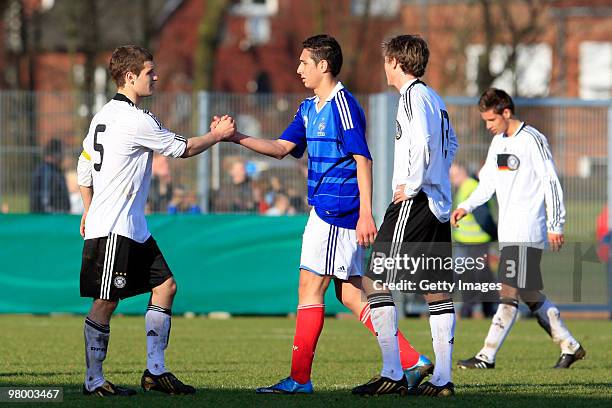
[93,124,106,171]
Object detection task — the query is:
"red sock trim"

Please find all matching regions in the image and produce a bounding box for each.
[360,304,420,369]
[397,329,420,369]
[360,304,376,335]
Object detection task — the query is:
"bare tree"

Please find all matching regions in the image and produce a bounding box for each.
[341,0,373,90]
[476,0,545,94]
[194,0,231,90]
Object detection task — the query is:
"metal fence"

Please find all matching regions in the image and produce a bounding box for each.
[0,91,609,241]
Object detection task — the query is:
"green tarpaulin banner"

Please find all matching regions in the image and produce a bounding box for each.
[0,214,349,315]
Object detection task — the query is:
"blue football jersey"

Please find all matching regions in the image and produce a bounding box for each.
[280,83,371,229]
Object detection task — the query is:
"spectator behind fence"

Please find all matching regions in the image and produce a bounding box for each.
[450,162,499,318]
[287,186,308,213]
[212,157,256,212]
[167,186,201,214]
[264,175,284,206]
[30,138,71,213]
[149,154,173,212]
[265,192,295,216]
[252,179,270,213]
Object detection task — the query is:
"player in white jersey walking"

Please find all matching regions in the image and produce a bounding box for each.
[353,35,458,397]
[452,88,585,370]
[77,45,235,396]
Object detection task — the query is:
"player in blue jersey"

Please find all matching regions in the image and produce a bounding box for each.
[222,34,431,395]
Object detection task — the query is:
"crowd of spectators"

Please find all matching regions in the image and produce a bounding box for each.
[26,145,308,216]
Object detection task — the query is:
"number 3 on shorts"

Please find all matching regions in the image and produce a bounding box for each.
[505,259,516,278]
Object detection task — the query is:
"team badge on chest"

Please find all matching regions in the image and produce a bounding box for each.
[497,153,520,171]
[395,120,402,140]
[318,120,326,137]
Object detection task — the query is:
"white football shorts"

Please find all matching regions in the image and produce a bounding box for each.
[299,209,364,280]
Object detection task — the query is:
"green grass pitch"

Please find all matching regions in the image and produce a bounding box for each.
[1,316,610,407]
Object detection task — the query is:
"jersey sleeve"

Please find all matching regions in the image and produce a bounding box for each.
[458,141,498,213]
[279,103,307,158]
[134,111,187,158]
[77,130,94,187]
[529,132,566,234]
[333,92,372,160]
[77,150,93,187]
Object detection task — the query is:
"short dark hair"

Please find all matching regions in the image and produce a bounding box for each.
[109,45,153,88]
[302,34,343,77]
[382,35,429,77]
[478,88,515,114]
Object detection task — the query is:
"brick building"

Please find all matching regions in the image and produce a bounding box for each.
[2,0,610,96]
[0,0,610,168]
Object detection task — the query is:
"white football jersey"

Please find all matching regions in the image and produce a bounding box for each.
[77,93,187,242]
[458,122,565,248]
[393,79,458,222]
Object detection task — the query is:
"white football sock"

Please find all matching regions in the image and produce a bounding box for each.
[146,305,172,375]
[477,299,518,364]
[428,300,455,386]
[368,294,403,381]
[533,298,580,354]
[84,318,109,391]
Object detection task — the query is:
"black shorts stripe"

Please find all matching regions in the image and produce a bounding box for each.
[389,199,412,283]
[518,246,527,288]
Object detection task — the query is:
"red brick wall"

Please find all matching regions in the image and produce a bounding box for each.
[12,0,611,97]
[155,0,404,94]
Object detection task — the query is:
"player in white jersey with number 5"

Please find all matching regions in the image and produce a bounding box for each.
[452,88,585,370]
[77,45,235,397]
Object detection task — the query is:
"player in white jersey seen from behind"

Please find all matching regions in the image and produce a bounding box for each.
[452,88,585,370]
[354,35,458,397]
[77,45,235,396]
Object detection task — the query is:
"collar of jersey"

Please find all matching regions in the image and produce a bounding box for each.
[313,81,344,107]
[399,78,424,95]
[113,93,135,106]
[503,121,525,138]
